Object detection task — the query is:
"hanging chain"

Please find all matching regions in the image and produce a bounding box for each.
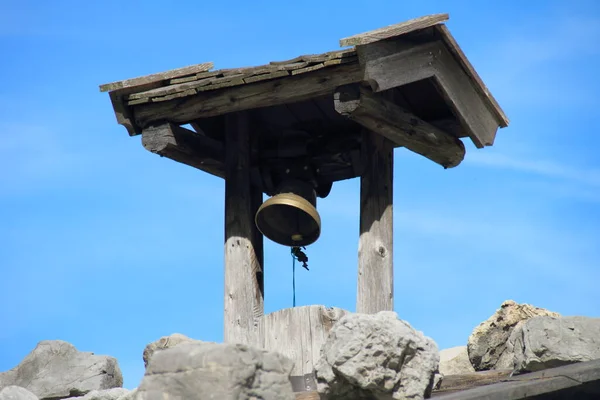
[291,246,310,307]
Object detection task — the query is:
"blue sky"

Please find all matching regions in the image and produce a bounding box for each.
[1,0,599,389]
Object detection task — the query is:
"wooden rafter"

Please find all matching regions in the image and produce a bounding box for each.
[141,122,225,178]
[334,84,465,168]
[356,40,499,147]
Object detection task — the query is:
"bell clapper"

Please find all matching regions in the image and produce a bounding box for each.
[291,246,309,271]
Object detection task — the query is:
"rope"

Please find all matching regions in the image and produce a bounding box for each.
[291,249,296,307]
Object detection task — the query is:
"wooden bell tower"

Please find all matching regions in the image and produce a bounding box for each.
[100,13,507,390]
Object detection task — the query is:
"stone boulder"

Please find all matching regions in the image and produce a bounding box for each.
[439,346,475,376]
[63,389,131,400]
[142,333,198,368]
[136,341,295,400]
[509,316,600,373]
[315,311,439,400]
[0,341,122,400]
[0,386,38,400]
[467,300,560,371]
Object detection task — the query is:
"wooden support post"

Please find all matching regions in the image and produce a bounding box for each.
[357,130,394,314]
[224,111,264,345]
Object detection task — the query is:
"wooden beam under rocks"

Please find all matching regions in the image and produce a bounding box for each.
[334,84,465,168]
[141,122,225,179]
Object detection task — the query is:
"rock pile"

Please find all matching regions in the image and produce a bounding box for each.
[1,301,599,400]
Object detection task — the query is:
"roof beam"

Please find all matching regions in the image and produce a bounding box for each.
[334,84,465,169]
[132,62,363,129]
[100,62,214,92]
[357,40,498,148]
[141,122,225,179]
[339,13,449,47]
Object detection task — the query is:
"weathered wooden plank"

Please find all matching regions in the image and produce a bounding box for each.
[359,40,499,148]
[334,85,465,168]
[108,81,164,135]
[357,130,394,314]
[99,62,214,92]
[128,78,216,103]
[433,359,600,399]
[324,55,359,66]
[243,70,289,84]
[133,62,363,129]
[197,76,246,92]
[260,306,348,376]
[290,63,326,76]
[360,41,439,93]
[435,24,509,127]
[169,74,199,84]
[433,369,513,395]
[141,122,225,179]
[433,44,499,147]
[224,111,264,345]
[339,13,449,47]
[150,88,196,103]
[295,392,319,400]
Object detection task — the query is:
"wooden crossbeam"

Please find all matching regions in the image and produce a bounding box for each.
[334,85,465,169]
[141,122,225,178]
[132,62,363,129]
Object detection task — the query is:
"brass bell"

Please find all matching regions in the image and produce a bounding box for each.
[255,180,321,247]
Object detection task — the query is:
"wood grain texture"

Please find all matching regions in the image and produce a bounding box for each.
[357,131,394,314]
[359,40,499,148]
[334,85,465,168]
[224,111,264,345]
[141,122,225,178]
[260,306,348,376]
[432,44,499,148]
[339,13,449,47]
[433,359,600,399]
[295,392,319,400]
[435,24,509,127]
[433,369,513,395]
[109,82,164,135]
[100,62,213,92]
[132,62,363,128]
[360,41,439,93]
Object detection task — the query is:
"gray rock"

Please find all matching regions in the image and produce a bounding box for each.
[116,389,136,400]
[0,340,122,400]
[136,341,295,400]
[0,386,38,400]
[315,311,439,400]
[142,333,198,368]
[509,316,600,373]
[63,389,130,400]
[467,300,560,371]
[439,346,475,375]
